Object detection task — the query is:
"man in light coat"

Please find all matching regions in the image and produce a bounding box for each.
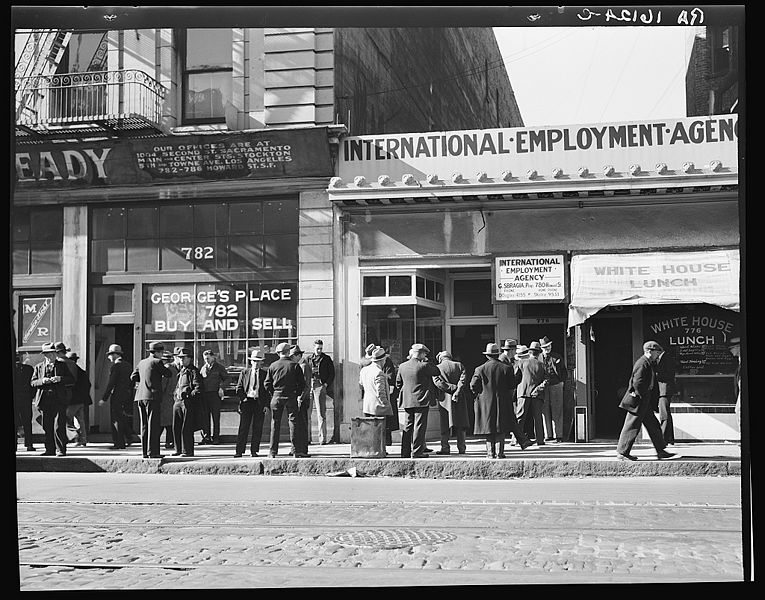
[434,350,470,455]
[360,346,395,452]
[616,341,678,461]
[515,344,547,445]
[471,343,532,458]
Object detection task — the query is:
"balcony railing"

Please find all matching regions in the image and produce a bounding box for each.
[16,69,168,135]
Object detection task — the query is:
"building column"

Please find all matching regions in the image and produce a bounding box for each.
[61,205,88,358]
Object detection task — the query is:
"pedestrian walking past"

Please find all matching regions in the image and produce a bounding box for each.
[515,344,547,445]
[654,349,676,445]
[99,344,133,449]
[471,343,532,458]
[172,348,202,457]
[433,351,470,455]
[305,339,335,444]
[160,350,179,449]
[360,346,395,451]
[395,344,448,458]
[31,342,75,456]
[198,349,229,445]
[14,352,35,451]
[290,345,312,457]
[539,336,568,443]
[616,341,678,461]
[65,351,92,446]
[727,337,742,436]
[131,341,172,458]
[233,349,271,458]
[264,342,306,458]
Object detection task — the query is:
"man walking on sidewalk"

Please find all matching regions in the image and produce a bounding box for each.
[616,341,678,462]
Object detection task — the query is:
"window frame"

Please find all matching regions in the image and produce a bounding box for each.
[180,28,234,125]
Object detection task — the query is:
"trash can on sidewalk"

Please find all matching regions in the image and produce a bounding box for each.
[350,417,386,458]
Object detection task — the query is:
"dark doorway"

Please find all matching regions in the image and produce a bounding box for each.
[450,325,495,433]
[518,324,565,356]
[591,315,633,439]
[93,324,134,434]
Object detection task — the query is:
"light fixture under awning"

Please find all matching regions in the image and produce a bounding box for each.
[567,249,740,328]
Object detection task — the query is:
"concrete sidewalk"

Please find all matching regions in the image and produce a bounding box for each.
[16,437,742,478]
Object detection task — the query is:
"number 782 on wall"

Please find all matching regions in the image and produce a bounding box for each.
[181,246,214,260]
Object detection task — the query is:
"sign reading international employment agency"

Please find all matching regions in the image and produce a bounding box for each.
[495,254,566,302]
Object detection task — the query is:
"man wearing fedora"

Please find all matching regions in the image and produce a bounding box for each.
[31,342,75,456]
[434,350,470,455]
[264,342,306,458]
[290,345,313,457]
[234,349,271,458]
[160,350,180,450]
[539,336,568,444]
[99,343,134,449]
[498,339,517,366]
[471,342,533,458]
[395,343,448,458]
[172,348,202,456]
[131,341,173,458]
[65,350,92,447]
[360,346,395,450]
[616,341,678,461]
[515,344,547,445]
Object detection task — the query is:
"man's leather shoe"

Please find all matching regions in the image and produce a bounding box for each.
[435,449,450,455]
[423,447,433,453]
[295,453,309,458]
[56,452,66,457]
[520,441,535,451]
[617,452,638,461]
[656,450,679,460]
[148,454,162,459]
[497,453,507,459]
[171,452,182,456]
[40,451,55,456]
[251,452,259,457]
[412,452,429,458]
[233,453,243,458]
[458,449,466,454]
[267,453,277,458]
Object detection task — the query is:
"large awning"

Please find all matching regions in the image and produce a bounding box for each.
[568,249,740,328]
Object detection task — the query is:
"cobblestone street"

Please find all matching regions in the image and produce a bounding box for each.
[17,475,744,588]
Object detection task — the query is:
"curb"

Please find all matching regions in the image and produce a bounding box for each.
[16,456,741,478]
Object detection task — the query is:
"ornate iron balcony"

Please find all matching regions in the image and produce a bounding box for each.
[15,69,168,137]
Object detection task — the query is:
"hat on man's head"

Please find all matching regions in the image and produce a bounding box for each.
[173,346,185,356]
[483,343,500,356]
[643,341,663,352]
[275,342,291,354]
[249,349,265,362]
[411,343,430,354]
[528,341,542,352]
[54,341,68,353]
[106,344,123,356]
[66,351,79,361]
[727,336,741,347]
[177,348,194,359]
[501,339,518,350]
[365,343,376,356]
[41,342,56,353]
[148,341,165,353]
[203,349,216,356]
[540,336,553,348]
[161,351,173,361]
[515,345,530,358]
[289,345,304,357]
[314,339,324,346]
[370,346,388,362]
[436,350,452,362]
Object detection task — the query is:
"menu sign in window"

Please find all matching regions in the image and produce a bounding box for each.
[495,254,566,302]
[643,304,739,375]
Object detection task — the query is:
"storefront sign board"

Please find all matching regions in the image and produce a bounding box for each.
[494,254,566,302]
[18,295,54,348]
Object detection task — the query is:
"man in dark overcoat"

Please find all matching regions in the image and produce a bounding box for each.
[515,344,547,445]
[131,341,172,458]
[654,349,676,445]
[395,343,448,458]
[616,341,678,461]
[99,344,134,449]
[264,342,305,458]
[65,351,92,446]
[471,343,532,458]
[15,352,36,451]
[234,349,271,458]
[434,351,470,455]
[31,342,75,456]
[172,348,202,457]
[290,345,312,457]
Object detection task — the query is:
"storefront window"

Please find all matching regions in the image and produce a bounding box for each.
[92,285,133,314]
[453,278,493,316]
[362,304,443,366]
[363,276,386,297]
[12,207,63,275]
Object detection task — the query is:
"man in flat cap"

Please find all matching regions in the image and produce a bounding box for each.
[395,343,449,458]
[264,342,306,458]
[616,341,677,461]
[131,341,173,458]
[31,342,75,456]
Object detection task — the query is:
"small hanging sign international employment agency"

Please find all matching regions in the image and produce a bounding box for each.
[495,254,566,302]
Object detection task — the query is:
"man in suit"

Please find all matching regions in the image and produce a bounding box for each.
[395,343,447,458]
[654,349,676,445]
[99,344,134,450]
[131,341,172,458]
[498,339,517,366]
[616,341,678,461]
[172,348,202,457]
[471,343,532,458]
[515,344,547,445]
[14,352,36,451]
[434,350,470,455]
[264,342,306,458]
[290,345,312,457]
[31,342,75,456]
[539,336,568,444]
[234,349,271,458]
[65,351,92,447]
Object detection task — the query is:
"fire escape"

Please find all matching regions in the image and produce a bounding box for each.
[15,29,168,141]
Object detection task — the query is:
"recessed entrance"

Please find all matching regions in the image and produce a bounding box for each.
[591,314,633,439]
